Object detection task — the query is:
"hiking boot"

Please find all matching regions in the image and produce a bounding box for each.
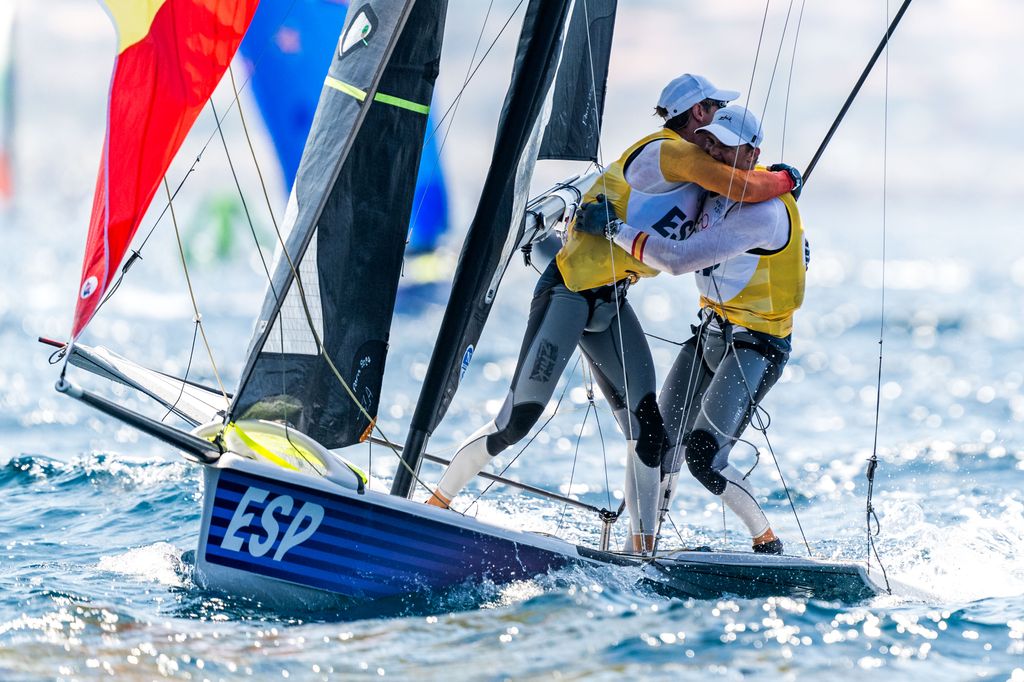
[753,538,784,555]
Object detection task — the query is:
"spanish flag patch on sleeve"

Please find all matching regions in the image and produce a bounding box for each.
[631,232,649,262]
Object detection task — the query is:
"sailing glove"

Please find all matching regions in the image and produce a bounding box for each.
[768,163,802,200]
[577,195,623,239]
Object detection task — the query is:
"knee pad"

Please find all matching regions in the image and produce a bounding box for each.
[634,393,668,468]
[486,402,544,453]
[684,429,727,495]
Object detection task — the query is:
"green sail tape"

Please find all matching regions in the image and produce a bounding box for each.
[325,76,429,115]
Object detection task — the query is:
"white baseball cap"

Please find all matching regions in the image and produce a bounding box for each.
[657,74,740,118]
[696,105,763,147]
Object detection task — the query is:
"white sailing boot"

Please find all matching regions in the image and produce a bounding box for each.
[623,440,660,554]
[718,464,782,554]
[427,420,499,509]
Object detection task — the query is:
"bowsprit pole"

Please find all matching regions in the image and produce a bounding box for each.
[802,0,914,184]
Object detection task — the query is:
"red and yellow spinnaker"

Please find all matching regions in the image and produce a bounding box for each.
[71,0,259,339]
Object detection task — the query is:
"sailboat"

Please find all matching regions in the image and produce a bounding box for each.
[49,0,886,609]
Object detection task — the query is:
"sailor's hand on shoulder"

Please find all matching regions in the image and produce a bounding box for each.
[576,195,621,238]
[768,163,802,200]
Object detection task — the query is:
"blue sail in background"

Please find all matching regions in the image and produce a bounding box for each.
[239,0,449,253]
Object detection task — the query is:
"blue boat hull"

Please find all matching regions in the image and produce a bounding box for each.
[194,456,587,607]
[192,455,885,609]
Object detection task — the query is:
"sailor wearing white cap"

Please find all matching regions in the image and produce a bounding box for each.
[657,73,740,120]
[576,104,807,555]
[698,104,764,147]
[428,76,798,558]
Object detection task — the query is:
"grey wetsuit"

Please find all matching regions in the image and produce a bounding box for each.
[659,314,790,538]
[500,262,666,459]
[435,261,668,537]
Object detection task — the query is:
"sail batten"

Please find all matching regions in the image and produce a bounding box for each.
[232,0,449,449]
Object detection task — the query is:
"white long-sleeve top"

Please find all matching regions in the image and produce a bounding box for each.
[611,196,789,276]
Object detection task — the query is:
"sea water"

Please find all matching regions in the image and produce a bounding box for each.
[3,1,1024,679]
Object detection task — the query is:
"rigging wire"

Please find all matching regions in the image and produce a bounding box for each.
[779,0,808,160]
[866,0,894,594]
[554,359,616,538]
[209,97,276,288]
[585,362,614,513]
[643,331,685,348]
[163,179,230,402]
[159,320,200,424]
[417,0,528,153]
[556,394,594,535]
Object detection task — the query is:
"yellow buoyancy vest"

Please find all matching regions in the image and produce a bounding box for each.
[556,129,707,292]
[697,192,805,337]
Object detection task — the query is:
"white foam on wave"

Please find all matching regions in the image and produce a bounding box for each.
[95,542,188,588]
[875,495,1024,602]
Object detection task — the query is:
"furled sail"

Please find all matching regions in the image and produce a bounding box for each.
[238,0,449,252]
[71,0,259,339]
[231,0,448,448]
[395,0,599,496]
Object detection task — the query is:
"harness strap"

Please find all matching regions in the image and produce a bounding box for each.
[697,308,790,365]
[730,337,788,366]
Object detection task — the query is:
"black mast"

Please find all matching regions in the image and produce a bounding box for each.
[391,0,572,497]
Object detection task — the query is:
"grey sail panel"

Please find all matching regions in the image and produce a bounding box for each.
[538,0,617,162]
[231,0,448,448]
